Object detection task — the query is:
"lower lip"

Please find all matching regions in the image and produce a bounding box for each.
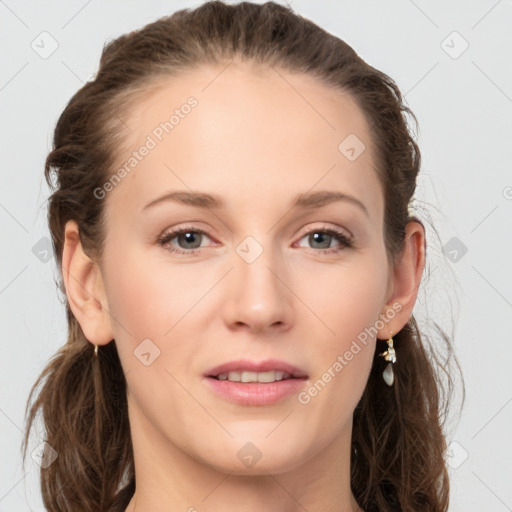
[204,376,308,405]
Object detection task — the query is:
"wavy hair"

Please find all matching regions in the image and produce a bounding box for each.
[23,2,461,511]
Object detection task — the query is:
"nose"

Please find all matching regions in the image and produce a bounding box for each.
[222,238,294,335]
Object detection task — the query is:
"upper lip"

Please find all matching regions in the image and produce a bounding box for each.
[205,359,308,378]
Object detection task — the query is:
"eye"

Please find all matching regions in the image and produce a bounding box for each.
[157,225,353,257]
[157,226,212,256]
[295,227,353,255]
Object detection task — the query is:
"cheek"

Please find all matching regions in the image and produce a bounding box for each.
[293,255,387,404]
[102,249,205,414]
[295,254,389,343]
[103,245,206,338]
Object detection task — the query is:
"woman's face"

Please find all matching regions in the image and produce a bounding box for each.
[98,62,396,475]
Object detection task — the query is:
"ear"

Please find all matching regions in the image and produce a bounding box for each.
[61,220,114,346]
[377,219,426,340]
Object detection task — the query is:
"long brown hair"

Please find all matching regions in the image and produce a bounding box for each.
[22,2,461,510]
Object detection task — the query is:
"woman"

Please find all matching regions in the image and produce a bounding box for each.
[23,1,457,510]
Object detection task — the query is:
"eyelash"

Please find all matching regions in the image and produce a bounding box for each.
[157,225,353,257]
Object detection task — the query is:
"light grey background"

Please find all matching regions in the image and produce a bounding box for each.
[1,1,511,510]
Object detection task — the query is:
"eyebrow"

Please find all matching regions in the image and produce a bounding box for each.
[143,190,369,217]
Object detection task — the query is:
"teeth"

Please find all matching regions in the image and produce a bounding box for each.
[241,371,258,382]
[216,370,291,382]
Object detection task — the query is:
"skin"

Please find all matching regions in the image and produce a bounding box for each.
[61,61,425,512]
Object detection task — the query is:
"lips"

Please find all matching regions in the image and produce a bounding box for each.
[203,359,309,405]
[205,359,308,379]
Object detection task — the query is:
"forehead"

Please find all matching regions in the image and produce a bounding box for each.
[106,62,382,222]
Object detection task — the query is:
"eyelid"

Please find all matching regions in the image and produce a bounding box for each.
[295,222,353,242]
[157,224,213,244]
[157,222,354,255]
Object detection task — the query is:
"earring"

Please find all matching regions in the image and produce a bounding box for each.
[94,344,98,358]
[379,335,396,386]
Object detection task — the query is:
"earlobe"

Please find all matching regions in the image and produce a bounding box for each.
[61,220,114,345]
[377,220,426,339]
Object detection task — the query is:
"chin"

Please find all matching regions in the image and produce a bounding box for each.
[192,433,311,476]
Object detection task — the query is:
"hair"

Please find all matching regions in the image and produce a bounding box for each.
[22,2,462,511]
